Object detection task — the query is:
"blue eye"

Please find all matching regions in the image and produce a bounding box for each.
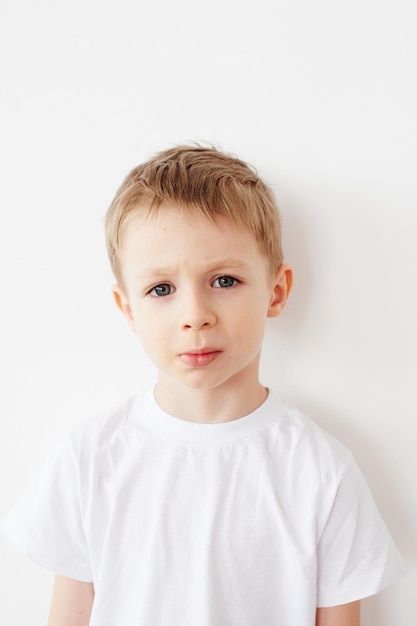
[212,276,239,288]
[150,283,174,297]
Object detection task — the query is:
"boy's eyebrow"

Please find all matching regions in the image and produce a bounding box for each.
[135,258,252,280]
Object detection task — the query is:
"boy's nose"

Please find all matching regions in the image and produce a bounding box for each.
[180,294,216,331]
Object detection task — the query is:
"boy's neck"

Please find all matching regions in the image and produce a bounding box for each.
[153,379,268,424]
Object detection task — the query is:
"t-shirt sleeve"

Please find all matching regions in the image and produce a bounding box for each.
[316,455,406,607]
[1,427,93,582]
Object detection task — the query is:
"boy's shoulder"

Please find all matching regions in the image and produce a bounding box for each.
[266,393,354,471]
[67,392,142,449]
[58,388,353,479]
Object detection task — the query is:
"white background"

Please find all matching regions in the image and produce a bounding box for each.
[0,0,416,623]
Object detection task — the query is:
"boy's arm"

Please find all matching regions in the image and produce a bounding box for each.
[316,600,360,626]
[47,575,94,626]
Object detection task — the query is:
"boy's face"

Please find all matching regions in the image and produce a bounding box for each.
[113,206,291,403]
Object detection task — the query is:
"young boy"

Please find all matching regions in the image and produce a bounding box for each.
[2,146,404,625]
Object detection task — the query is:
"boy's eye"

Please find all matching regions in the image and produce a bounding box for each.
[212,276,239,288]
[149,283,174,297]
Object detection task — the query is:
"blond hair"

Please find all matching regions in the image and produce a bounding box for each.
[105,145,283,282]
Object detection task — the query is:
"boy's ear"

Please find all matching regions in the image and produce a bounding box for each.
[267,264,293,318]
[112,285,137,332]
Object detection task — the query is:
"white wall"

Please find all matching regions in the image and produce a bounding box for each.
[1,0,415,623]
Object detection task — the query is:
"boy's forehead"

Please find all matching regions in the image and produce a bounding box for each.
[122,205,250,243]
[119,206,269,276]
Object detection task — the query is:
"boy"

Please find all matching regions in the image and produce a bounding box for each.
[2,145,404,625]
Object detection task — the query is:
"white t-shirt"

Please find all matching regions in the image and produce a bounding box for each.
[2,389,404,625]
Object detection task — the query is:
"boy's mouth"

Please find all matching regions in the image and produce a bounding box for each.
[178,349,222,367]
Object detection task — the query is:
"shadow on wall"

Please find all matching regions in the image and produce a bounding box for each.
[261,181,415,601]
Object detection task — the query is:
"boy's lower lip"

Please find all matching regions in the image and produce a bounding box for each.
[178,351,222,367]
